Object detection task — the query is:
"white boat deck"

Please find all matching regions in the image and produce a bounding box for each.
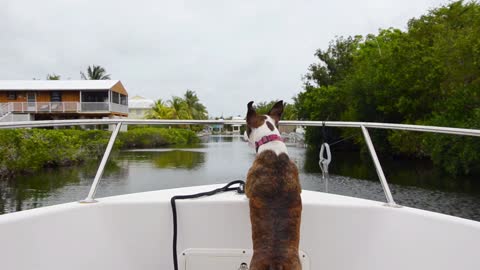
[1,185,479,270]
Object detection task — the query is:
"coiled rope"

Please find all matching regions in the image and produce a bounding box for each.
[171,180,246,270]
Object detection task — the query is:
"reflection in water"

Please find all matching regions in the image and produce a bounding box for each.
[0,161,124,214]
[1,135,480,221]
[301,148,480,220]
[304,148,480,195]
[121,150,205,169]
[204,135,236,143]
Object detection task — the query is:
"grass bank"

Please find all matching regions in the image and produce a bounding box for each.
[0,127,199,179]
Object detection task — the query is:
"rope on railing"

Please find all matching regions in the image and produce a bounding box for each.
[319,142,331,193]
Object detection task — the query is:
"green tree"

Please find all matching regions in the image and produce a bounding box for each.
[296,36,361,147]
[168,96,191,120]
[145,99,175,119]
[146,91,209,128]
[294,0,480,175]
[183,90,208,120]
[80,65,111,80]
[305,35,362,88]
[46,74,61,80]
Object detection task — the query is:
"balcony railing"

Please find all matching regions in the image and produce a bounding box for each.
[0,103,9,117]
[1,102,128,114]
[111,103,129,114]
[80,102,109,112]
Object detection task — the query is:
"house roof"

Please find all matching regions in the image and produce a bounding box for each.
[0,80,121,91]
[128,95,155,109]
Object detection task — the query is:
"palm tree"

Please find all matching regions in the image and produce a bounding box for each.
[168,96,191,119]
[145,99,175,119]
[183,90,208,119]
[46,73,61,80]
[80,65,111,80]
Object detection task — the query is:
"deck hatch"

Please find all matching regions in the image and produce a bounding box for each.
[182,248,310,270]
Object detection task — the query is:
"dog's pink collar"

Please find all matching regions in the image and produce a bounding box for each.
[255,134,283,152]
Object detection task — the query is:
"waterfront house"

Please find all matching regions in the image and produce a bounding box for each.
[231,116,243,134]
[0,80,128,122]
[128,95,154,119]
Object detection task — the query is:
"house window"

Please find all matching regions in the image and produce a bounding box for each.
[112,92,120,104]
[82,91,108,102]
[50,91,62,102]
[7,91,16,100]
[120,94,127,105]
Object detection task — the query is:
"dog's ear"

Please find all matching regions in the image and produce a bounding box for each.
[268,100,284,125]
[246,101,257,127]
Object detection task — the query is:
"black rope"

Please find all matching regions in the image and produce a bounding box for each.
[329,134,357,146]
[321,122,357,147]
[171,180,246,270]
[322,121,328,144]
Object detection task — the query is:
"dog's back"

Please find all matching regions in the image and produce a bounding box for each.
[246,150,302,270]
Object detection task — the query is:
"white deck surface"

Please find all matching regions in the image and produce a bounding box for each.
[1,185,480,270]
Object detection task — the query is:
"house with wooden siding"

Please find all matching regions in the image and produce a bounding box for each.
[0,80,128,122]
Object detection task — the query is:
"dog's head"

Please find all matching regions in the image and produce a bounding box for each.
[245,100,284,145]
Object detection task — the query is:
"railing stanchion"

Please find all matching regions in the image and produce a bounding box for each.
[360,125,399,207]
[80,122,122,203]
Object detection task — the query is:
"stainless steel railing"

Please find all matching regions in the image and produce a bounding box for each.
[1,119,480,205]
[80,123,123,203]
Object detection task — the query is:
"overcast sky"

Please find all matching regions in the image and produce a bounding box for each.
[1,0,448,117]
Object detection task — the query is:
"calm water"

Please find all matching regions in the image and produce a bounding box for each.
[1,135,480,221]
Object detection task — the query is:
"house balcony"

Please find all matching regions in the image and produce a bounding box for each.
[0,102,128,115]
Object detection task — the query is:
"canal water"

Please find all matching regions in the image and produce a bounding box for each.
[1,135,480,221]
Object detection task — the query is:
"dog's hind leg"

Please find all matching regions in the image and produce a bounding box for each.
[269,257,302,270]
[249,254,273,270]
[250,260,301,270]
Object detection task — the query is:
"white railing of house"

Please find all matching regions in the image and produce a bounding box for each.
[1,119,479,206]
[80,102,109,112]
[111,103,129,114]
[0,103,10,117]
[0,102,128,114]
[0,113,12,122]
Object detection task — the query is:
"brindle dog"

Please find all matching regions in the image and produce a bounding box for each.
[245,101,302,270]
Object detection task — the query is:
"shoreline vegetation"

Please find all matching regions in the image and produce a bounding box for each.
[294,1,480,176]
[0,127,199,179]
